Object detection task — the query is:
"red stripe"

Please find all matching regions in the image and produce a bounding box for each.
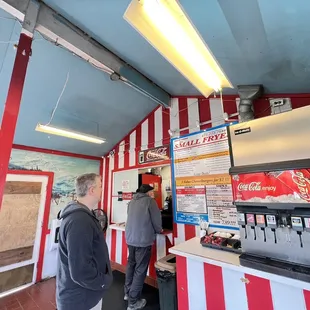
[34,172,54,282]
[173,222,178,239]
[103,157,110,214]
[253,98,271,118]
[0,33,32,208]
[162,107,171,146]
[292,97,310,110]
[245,274,273,310]
[149,242,157,279]
[148,111,155,149]
[178,97,189,135]
[121,231,128,266]
[223,98,238,116]
[135,125,142,166]
[304,290,310,309]
[124,135,130,169]
[13,144,101,160]
[184,225,196,240]
[199,98,212,130]
[176,256,189,310]
[110,229,117,262]
[204,263,225,310]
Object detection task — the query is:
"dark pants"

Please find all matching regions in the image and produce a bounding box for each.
[124,245,152,304]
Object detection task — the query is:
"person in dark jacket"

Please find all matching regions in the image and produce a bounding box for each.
[56,173,112,310]
[124,184,162,310]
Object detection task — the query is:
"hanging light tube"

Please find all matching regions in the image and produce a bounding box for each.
[124,0,233,97]
[35,123,106,144]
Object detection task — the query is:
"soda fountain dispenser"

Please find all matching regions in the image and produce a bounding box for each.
[228,105,310,282]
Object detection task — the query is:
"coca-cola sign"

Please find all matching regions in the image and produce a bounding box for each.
[139,145,170,164]
[118,191,134,201]
[232,169,310,204]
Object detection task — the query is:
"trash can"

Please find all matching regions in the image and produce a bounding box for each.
[155,254,177,310]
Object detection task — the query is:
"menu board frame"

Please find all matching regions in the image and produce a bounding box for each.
[171,123,239,230]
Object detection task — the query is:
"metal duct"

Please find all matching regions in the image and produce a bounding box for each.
[238,85,264,122]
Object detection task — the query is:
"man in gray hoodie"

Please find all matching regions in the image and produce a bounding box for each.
[124,184,162,310]
[56,173,112,310]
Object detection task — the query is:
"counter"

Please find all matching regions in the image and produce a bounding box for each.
[107,224,173,283]
[169,238,310,310]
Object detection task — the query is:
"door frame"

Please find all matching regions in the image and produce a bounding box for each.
[0,170,53,296]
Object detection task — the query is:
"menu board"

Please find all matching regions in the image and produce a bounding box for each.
[171,125,238,228]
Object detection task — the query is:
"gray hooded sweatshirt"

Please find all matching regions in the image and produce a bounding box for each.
[56,201,112,310]
[125,193,162,247]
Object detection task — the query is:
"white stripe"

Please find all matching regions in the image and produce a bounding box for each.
[115,230,122,264]
[154,107,163,147]
[187,259,207,310]
[222,268,248,310]
[118,141,125,169]
[236,98,240,121]
[156,234,166,261]
[129,130,136,167]
[107,155,115,220]
[175,224,185,244]
[106,229,112,258]
[270,281,306,310]
[100,158,105,210]
[210,98,224,127]
[195,225,200,237]
[170,98,180,133]
[187,98,200,133]
[141,119,148,150]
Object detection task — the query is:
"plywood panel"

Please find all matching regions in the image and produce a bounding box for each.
[4,181,42,195]
[0,181,42,265]
[0,264,34,293]
[0,246,33,267]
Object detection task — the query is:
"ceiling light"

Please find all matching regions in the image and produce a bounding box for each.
[35,123,105,144]
[124,0,233,97]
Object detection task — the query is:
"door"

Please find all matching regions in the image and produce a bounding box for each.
[141,174,163,209]
[0,173,48,295]
[111,169,138,223]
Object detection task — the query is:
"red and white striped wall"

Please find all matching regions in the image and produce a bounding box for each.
[102,94,310,273]
[176,255,310,310]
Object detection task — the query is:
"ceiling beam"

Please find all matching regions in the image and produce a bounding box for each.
[0,0,171,107]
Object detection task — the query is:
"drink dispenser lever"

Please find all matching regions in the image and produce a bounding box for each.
[256,214,266,242]
[266,215,278,244]
[237,213,247,239]
[246,214,256,240]
[291,216,304,248]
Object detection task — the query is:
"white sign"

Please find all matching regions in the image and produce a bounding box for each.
[172,126,238,227]
[122,180,130,190]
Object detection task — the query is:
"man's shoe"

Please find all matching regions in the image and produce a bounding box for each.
[127,299,147,310]
[124,294,129,301]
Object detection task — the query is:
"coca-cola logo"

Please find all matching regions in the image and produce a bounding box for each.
[123,193,133,200]
[237,182,262,191]
[292,171,310,201]
[146,147,168,160]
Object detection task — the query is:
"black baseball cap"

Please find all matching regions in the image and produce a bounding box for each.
[138,184,154,194]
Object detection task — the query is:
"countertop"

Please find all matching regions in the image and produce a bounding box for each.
[169,237,310,290]
[109,223,173,236]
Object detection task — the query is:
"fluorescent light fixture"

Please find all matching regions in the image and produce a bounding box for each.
[35,123,105,144]
[124,0,233,97]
